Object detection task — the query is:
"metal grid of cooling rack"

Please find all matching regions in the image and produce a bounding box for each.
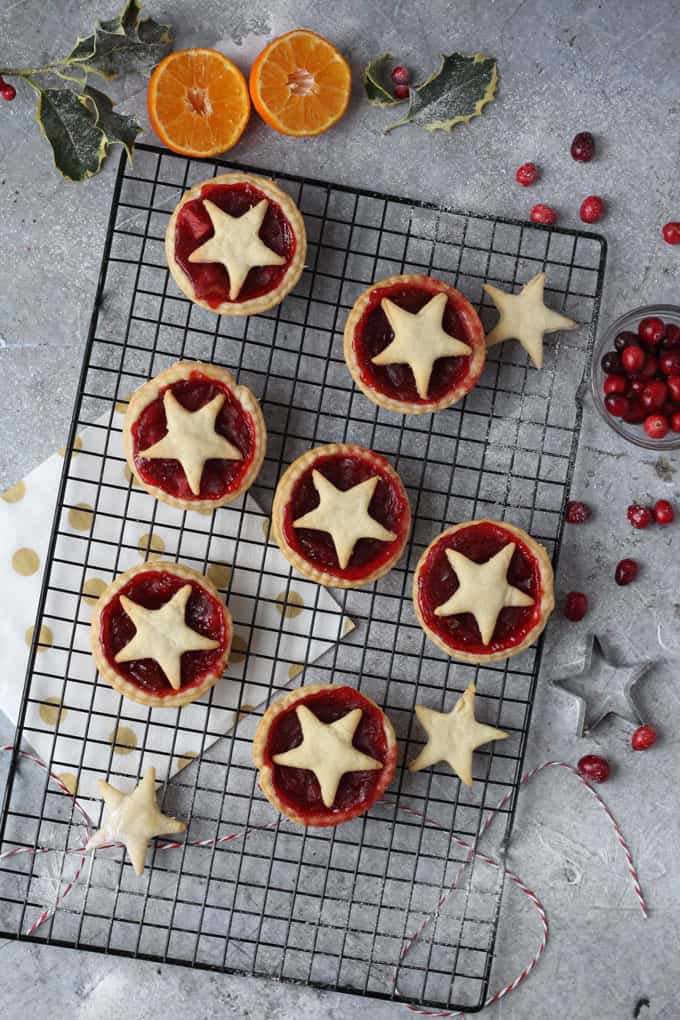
[0,143,606,1012]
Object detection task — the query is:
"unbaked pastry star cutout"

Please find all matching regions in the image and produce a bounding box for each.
[188,198,285,301]
[372,292,472,399]
[273,704,383,808]
[483,272,576,369]
[435,542,534,645]
[409,684,508,786]
[86,768,186,876]
[115,583,220,690]
[139,390,242,496]
[293,470,397,570]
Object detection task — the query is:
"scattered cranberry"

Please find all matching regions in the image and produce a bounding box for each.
[640,352,659,379]
[660,350,680,376]
[662,222,680,245]
[391,65,411,86]
[604,374,627,395]
[577,754,610,783]
[580,195,604,224]
[627,503,653,529]
[638,316,666,345]
[565,500,590,523]
[632,725,657,750]
[530,203,557,225]
[604,392,629,417]
[570,131,595,162]
[622,398,646,424]
[663,324,680,347]
[1,82,15,101]
[564,591,588,621]
[615,558,638,585]
[393,84,409,100]
[644,413,669,439]
[621,345,645,373]
[601,350,622,373]
[641,380,668,411]
[672,411,680,432]
[653,498,674,524]
[516,162,539,186]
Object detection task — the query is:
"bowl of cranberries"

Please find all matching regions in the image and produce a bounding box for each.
[592,305,680,449]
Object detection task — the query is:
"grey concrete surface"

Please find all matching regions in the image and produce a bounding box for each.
[1,0,679,1017]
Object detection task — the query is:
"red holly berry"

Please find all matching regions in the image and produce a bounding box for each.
[627,503,653,529]
[632,725,657,750]
[570,131,595,162]
[1,82,15,101]
[580,195,604,223]
[615,558,638,585]
[672,411,680,432]
[638,316,666,345]
[653,498,674,524]
[641,380,668,411]
[564,591,588,621]
[621,345,645,373]
[391,65,411,86]
[662,222,680,245]
[604,392,629,417]
[393,84,409,100]
[577,754,610,783]
[565,500,590,523]
[604,374,627,395]
[516,162,540,186]
[644,413,670,439]
[530,203,557,225]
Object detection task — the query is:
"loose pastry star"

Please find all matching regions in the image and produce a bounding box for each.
[409,684,508,786]
[372,292,472,399]
[115,584,220,690]
[139,390,242,495]
[188,198,286,301]
[293,470,397,570]
[483,272,576,369]
[86,768,186,876]
[434,542,534,645]
[273,704,383,808]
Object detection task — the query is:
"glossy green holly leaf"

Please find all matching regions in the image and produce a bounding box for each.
[363,52,400,107]
[384,52,498,134]
[83,85,141,159]
[67,0,173,79]
[35,87,107,181]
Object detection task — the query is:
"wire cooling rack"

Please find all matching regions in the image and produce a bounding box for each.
[0,143,606,1012]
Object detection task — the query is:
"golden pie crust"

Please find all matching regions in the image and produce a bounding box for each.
[413,520,555,664]
[123,361,266,513]
[165,172,307,316]
[344,273,486,415]
[91,560,232,708]
[271,443,411,589]
[252,683,397,827]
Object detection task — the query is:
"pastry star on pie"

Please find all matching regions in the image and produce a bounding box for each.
[483,272,577,369]
[372,293,472,399]
[408,684,508,787]
[86,768,186,876]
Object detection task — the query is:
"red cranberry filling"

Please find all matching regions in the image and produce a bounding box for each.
[131,370,257,502]
[282,452,409,581]
[264,688,389,817]
[99,570,229,695]
[353,281,480,405]
[174,182,297,308]
[417,523,543,654]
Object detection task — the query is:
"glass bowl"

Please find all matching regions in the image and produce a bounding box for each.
[591,303,680,450]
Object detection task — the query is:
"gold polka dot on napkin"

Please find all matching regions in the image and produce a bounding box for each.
[40,697,67,727]
[25,623,53,650]
[138,533,165,559]
[110,725,138,755]
[288,663,304,680]
[176,750,197,771]
[2,481,26,503]
[68,502,94,532]
[11,547,40,576]
[58,772,78,795]
[276,590,305,618]
[82,577,108,605]
[230,634,248,663]
[207,562,232,589]
[58,436,82,458]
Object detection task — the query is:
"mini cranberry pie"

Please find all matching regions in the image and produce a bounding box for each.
[166,172,306,316]
[272,443,411,588]
[413,520,554,663]
[344,274,486,414]
[123,361,266,512]
[91,561,232,708]
[253,684,397,827]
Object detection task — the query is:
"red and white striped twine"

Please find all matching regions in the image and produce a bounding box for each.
[0,747,647,1013]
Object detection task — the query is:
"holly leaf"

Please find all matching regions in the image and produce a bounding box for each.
[67,0,173,79]
[83,85,141,159]
[384,52,498,134]
[34,87,107,182]
[363,52,399,107]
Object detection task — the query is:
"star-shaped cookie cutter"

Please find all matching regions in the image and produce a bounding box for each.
[549,634,655,736]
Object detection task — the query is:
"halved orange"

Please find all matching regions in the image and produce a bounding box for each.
[249,29,351,137]
[147,48,251,157]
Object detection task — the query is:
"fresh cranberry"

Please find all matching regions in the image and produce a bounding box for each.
[570,131,595,162]
[604,374,627,395]
[564,591,588,621]
[644,413,670,439]
[614,330,640,352]
[627,503,653,528]
[628,379,645,396]
[638,316,666,345]
[604,393,629,417]
[622,398,646,424]
[615,558,638,585]
[641,380,668,411]
[672,412,680,432]
[667,377,680,402]
[621,345,645,373]
[632,724,657,750]
[662,222,680,245]
[653,498,674,524]
[661,400,679,419]
[660,350,680,376]
[577,755,610,783]
[393,84,410,100]
[580,195,604,223]
[640,354,659,379]
[601,350,622,373]
[565,500,590,523]
[391,65,411,85]
[516,162,539,186]
[530,204,557,225]
[662,324,680,348]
